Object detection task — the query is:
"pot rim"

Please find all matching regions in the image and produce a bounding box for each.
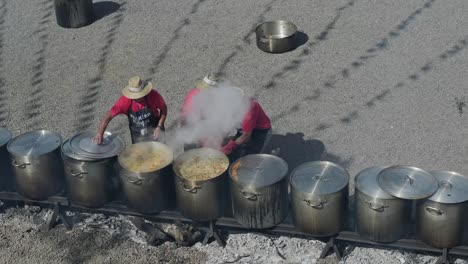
[7,129,62,158]
[173,148,229,182]
[289,161,349,196]
[255,20,298,39]
[118,141,174,173]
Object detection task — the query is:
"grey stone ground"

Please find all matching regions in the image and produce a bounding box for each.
[0,0,467,263]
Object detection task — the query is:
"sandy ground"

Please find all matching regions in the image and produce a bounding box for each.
[0,206,467,264]
[0,0,467,263]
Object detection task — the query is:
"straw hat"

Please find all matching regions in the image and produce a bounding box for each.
[122,76,152,99]
[195,74,219,90]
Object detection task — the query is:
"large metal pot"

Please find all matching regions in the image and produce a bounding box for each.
[355,165,438,243]
[255,20,298,53]
[173,148,229,222]
[7,130,65,200]
[290,161,349,237]
[62,131,124,208]
[416,171,468,249]
[229,154,289,229]
[0,128,14,191]
[118,142,174,214]
[355,167,410,242]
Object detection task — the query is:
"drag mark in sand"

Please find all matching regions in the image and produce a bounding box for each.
[318,35,468,130]
[146,0,209,79]
[25,0,54,128]
[262,0,356,91]
[323,0,437,88]
[0,0,8,125]
[217,0,280,76]
[268,0,356,123]
[75,2,126,132]
[270,0,437,123]
[455,97,465,116]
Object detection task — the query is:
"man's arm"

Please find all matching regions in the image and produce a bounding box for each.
[93,111,113,144]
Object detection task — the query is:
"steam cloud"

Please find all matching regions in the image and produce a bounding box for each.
[164,83,251,153]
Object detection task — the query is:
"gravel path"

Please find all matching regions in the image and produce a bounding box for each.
[0,0,467,263]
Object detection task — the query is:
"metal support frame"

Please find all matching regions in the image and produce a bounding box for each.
[0,191,466,261]
[435,248,450,264]
[319,237,342,260]
[47,202,72,230]
[199,221,225,247]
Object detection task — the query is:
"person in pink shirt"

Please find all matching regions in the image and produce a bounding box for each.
[93,76,167,144]
[179,74,220,150]
[221,97,272,159]
[181,74,219,121]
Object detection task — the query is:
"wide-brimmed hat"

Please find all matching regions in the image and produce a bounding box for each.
[122,76,152,99]
[195,74,219,90]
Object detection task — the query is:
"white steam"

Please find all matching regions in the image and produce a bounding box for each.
[165,83,251,151]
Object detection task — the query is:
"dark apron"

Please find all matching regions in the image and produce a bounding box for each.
[229,128,271,162]
[127,97,159,144]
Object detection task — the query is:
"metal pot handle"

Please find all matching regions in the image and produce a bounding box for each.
[11,160,30,168]
[240,190,261,201]
[365,200,388,212]
[425,206,444,215]
[127,178,143,185]
[69,169,87,178]
[303,199,327,209]
[260,37,269,44]
[180,181,201,193]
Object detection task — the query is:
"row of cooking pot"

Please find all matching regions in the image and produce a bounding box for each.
[0,128,467,250]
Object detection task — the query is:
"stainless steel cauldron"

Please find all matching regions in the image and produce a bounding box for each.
[173,148,229,222]
[255,21,298,53]
[355,167,411,242]
[355,165,438,243]
[416,171,468,249]
[118,142,174,214]
[290,161,349,237]
[0,128,14,191]
[7,130,65,200]
[229,154,289,229]
[62,131,124,208]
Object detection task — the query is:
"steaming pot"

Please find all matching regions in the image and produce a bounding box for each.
[416,170,468,249]
[7,130,65,200]
[62,131,123,208]
[0,128,14,191]
[118,142,174,214]
[229,154,289,229]
[290,161,349,236]
[173,148,228,222]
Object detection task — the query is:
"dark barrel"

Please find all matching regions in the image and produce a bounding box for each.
[54,0,95,28]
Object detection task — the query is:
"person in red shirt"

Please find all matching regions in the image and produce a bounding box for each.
[93,76,167,144]
[181,74,219,121]
[221,97,272,159]
[179,74,220,149]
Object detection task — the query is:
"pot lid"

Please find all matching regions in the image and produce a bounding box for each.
[355,166,394,199]
[229,154,288,188]
[0,127,12,147]
[7,130,62,156]
[69,131,124,159]
[118,142,173,173]
[290,161,349,195]
[377,165,438,200]
[61,139,94,161]
[427,171,468,203]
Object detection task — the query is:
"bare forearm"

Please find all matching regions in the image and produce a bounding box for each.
[234,132,251,145]
[97,112,113,135]
[158,114,167,128]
